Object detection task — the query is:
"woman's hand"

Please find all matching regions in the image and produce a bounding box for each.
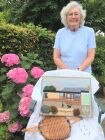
[53,48,69,69]
[79,48,95,71]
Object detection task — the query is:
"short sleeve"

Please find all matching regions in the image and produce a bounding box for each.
[53,31,60,49]
[88,28,96,49]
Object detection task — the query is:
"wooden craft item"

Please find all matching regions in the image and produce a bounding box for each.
[22,116,81,140]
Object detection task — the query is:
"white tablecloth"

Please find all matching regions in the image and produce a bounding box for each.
[24,70,105,140]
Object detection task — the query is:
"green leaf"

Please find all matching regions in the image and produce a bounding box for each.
[27,53,39,59]
[0,124,12,140]
[12,95,20,102]
[1,83,15,99]
[10,109,19,120]
[34,60,43,65]
[1,92,12,100]
[0,68,7,73]
[11,102,19,110]
[26,58,35,63]
[0,101,3,112]
[0,74,7,82]
[27,77,36,83]
[20,55,29,61]
[20,61,31,69]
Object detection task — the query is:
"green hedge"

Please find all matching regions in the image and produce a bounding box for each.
[0,22,56,71]
[0,23,37,54]
[92,35,105,85]
[22,23,56,70]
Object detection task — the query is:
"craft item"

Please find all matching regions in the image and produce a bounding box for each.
[22,116,81,140]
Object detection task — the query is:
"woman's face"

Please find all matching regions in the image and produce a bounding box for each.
[66,7,81,31]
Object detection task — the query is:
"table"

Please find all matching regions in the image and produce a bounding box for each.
[25,70,105,140]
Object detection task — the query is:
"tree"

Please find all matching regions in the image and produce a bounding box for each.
[85,0,105,32]
[1,0,105,32]
[0,0,70,31]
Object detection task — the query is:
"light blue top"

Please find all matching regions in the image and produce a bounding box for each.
[53,26,96,73]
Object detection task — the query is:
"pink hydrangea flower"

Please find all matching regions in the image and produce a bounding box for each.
[7,68,28,84]
[1,54,20,67]
[21,84,34,98]
[8,121,22,133]
[18,97,32,117]
[31,67,44,78]
[0,111,10,123]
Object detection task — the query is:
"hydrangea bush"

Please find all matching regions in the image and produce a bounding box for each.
[0,53,45,139]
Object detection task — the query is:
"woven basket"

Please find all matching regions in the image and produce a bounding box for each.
[22,116,80,140]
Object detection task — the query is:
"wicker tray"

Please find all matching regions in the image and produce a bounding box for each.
[22,116,80,140]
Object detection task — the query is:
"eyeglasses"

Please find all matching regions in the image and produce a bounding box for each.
[67,12,80,17]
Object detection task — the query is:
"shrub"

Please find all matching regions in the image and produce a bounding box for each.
[0,22,56,70]
[0,53,45,139]
[21,23,56,70]
[0,124,12,140]
[0,22,37,55]
[92,35,105,85]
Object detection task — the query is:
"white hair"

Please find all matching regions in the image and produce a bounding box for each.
[60,1,86,27]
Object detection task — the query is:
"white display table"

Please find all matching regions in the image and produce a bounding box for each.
[25,70,105,140]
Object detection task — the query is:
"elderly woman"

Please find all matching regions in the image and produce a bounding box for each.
[24,1,105,140]
[53,1,96,73]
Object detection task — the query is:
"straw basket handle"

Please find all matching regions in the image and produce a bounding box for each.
[22,125,39,132]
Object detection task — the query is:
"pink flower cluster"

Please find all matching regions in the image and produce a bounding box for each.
[1,54,20,67]
[21,84,34,98]
[8,121,22,133]
[31,67,44,78]
[7,68,28,84]
[18,97,32,117]
[0,111,10,123]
